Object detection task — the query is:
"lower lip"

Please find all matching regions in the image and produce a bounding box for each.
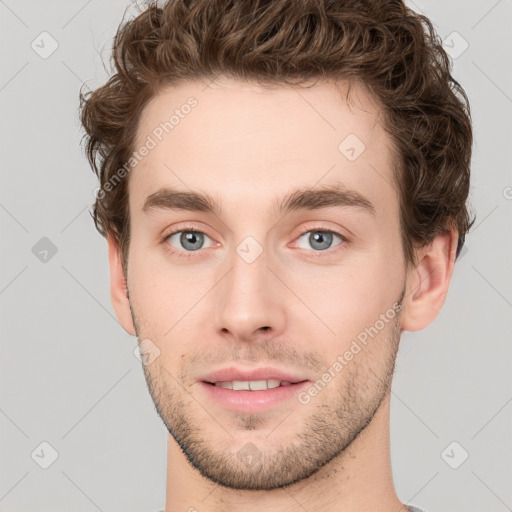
[199,381,310,413]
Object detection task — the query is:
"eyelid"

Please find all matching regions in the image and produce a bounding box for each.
[295,224,348,241]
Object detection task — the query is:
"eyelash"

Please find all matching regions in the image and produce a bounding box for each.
[162,225,348,259]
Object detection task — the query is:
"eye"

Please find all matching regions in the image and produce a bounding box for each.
[164,229,215,256]
[295,229,346,253]
[162,226,347,259]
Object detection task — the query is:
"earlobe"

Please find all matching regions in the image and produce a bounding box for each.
[400,228,458,332]
[107,235,136,336]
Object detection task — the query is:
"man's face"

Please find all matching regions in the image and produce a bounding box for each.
[123,77,407,490]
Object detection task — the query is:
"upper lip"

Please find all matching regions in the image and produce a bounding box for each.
[199,367,309,384]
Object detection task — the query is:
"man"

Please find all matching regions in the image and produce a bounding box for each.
[79,0,473,510]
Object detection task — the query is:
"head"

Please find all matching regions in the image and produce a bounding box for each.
[80,0,474,491]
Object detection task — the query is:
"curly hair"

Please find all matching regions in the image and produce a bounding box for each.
[80,0,474,273]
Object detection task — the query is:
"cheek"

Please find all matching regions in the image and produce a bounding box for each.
[127,252,172,331]
[127,249,214,340]
[289,257,402,353]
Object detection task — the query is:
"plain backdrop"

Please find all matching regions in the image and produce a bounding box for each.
[1,0,511,511]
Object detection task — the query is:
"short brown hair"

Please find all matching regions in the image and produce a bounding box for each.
[80,0,475,273]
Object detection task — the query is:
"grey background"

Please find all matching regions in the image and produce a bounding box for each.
[0,0,510,511]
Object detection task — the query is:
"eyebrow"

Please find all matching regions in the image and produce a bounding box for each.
[142,183,376,217]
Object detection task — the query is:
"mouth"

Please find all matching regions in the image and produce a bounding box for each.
[198,366,309,387]
[197,367,311,412]
[198,376,311,413]
[203,379,307,390]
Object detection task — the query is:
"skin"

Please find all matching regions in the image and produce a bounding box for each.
[106,77,458,512]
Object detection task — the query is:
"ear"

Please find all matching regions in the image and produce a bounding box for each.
[106,235,136,336]
[400,228,458,332]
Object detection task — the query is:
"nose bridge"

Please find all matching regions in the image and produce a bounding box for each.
[215,235,285,340]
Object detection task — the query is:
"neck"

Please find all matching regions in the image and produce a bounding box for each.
[163,391,405,512]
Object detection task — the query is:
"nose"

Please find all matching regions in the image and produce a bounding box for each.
[214,242,286,343]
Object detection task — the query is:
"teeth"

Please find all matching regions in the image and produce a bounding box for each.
[214,379,284,390]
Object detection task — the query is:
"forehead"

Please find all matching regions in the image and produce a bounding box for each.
[129,77,398,221]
